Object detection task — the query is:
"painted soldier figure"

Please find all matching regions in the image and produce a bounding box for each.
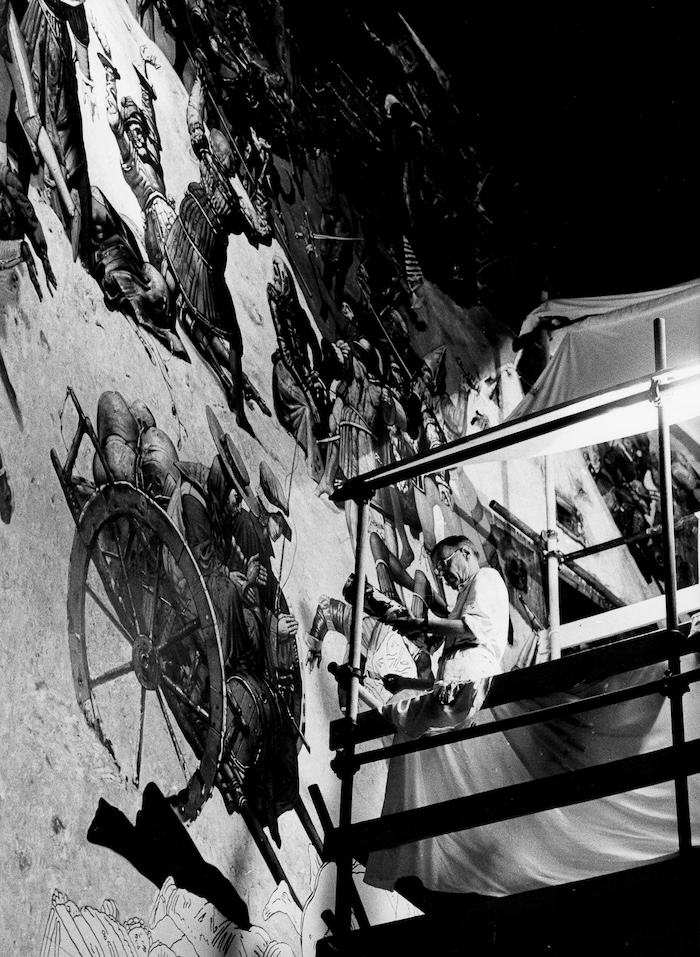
[89,185,184,356]
[0,160,56,300]
[100,51,175,273]
[165,74,263,435]
[318,336,404,493]
[267,256,328,477]
[0,0,84,258]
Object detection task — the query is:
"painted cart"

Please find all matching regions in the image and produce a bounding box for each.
[51,387,316,905]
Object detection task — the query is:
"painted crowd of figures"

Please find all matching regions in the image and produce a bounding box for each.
[0,3,523,901]
[587,434,700,590]
[1,0,514,610]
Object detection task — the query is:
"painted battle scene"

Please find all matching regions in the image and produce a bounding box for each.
[2,2,700,955]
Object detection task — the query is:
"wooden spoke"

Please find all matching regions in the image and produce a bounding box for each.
[90,659,135,690]
[157,618,200,656]
[148,541,164,642]
[161,673,210,720]
[113,527,144,635]
[130,519,154,556]
[134,685,147,788]
[156,688,190,784]
[86,583,135,645]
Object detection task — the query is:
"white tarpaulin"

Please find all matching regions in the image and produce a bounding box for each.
[366,659,700,896]
[515,277,700,417]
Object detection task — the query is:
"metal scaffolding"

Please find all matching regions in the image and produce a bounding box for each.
[319,317,700,950]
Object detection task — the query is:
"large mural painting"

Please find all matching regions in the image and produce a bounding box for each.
[2,2,697,954]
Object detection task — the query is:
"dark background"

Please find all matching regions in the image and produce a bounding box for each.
[396,2,700,300]
[287,2,700,314]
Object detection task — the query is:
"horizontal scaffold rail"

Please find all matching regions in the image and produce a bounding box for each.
[325,737,700,862]
[329,365,700,502]
[345,666,700,771]
[330,624,700,750]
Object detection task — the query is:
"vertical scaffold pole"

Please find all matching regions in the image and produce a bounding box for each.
[335,496,371,935]
[544,459,562,659]
[540,321,561,660]
[654,316,692,855]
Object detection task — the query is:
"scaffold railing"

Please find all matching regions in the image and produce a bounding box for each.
[317,317,700,950]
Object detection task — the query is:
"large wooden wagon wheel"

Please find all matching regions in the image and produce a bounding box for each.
[67,482,226,820]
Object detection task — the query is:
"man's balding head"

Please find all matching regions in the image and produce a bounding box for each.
[432,535,478,562]
[432,536,480,589]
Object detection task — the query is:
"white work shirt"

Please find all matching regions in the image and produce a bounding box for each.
[440,566,510,684]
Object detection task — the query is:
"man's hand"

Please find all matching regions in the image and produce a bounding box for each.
[390,613,425,637]
[278,614,299,641]
[246,553,260,586]
[245,554,268,588]
[380,385,394,408]
[190,125,208,157]
[140,45,161,70]
[435,680,461,706]
[333,341,351,363]
[303,633,322,672]
[229,571,247,590]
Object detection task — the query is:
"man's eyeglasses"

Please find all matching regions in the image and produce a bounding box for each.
[434,549,460,577]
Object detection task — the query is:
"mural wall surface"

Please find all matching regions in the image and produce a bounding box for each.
[1,2,697,954]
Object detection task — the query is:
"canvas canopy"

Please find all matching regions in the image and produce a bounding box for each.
[516,277,700,416]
